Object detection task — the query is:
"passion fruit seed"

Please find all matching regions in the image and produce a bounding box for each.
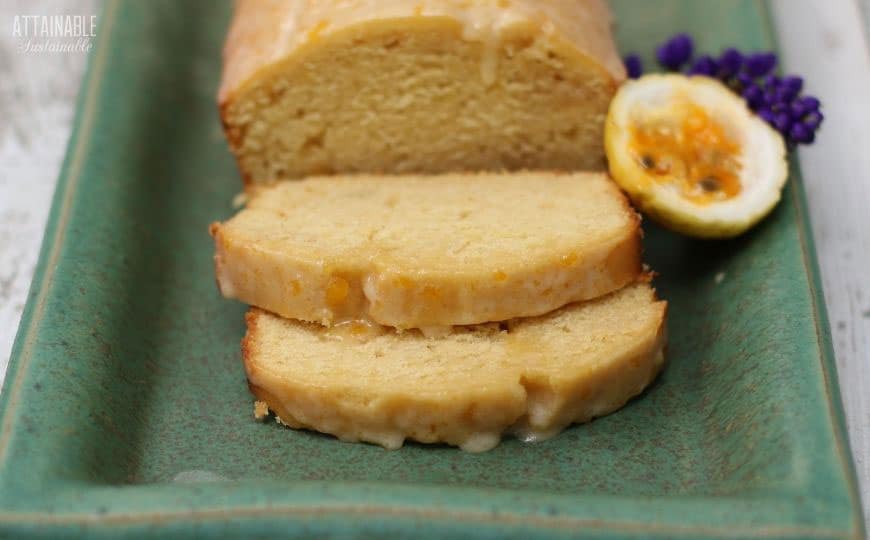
[699,176,721,192]
[640,154,655,169]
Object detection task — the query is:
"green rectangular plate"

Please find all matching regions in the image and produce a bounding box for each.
[0,0,863,538]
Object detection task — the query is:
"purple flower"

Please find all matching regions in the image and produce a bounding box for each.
[781,76,803,93]
[773,112,792,134]
[763,74,781,90]
[718,48,743,77]
[797,95,821,111]
[736,72,755,89]
[790,100,810,119]
[789,123,815,144]
[775,86,798,104]
[758,107,776,125]
[624,54,643,79]
[742,84,764,110]
[803,111,824,129]
[657,33,694,71]
[744,52,778,77]
[770,101,789,115]
[687,55,718,76]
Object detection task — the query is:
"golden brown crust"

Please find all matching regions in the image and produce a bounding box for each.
[210,223,229,297]
[219,0,625,105]
[240,308,262,381]
[217,101,253,186]
[605,223,644,286]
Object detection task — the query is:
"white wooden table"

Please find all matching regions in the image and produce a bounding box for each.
[0,0,867,523]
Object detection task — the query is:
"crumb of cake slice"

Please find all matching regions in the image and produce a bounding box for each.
[253,400,269,421]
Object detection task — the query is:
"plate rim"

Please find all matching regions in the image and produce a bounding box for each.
[0,0,862,537]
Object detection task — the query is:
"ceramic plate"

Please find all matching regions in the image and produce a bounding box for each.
[0,1,863,538]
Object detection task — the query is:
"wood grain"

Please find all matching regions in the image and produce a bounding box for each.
[0,0,866,521]
[770,0,870,524]
[0,0,98,375]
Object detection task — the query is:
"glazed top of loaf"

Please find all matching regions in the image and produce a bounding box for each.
[219,0,625,103]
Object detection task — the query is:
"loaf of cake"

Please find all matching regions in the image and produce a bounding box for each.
[244,283,666,452]
[211,172,642,330]
[219,0,625,184]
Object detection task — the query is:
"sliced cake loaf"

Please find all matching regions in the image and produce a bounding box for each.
[219,0,625,183]
[211,172,642,330]
[244,283,666,452]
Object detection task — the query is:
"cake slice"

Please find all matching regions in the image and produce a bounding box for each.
[243,282,667,452]
[211,172,642,330]
[219,0,625,183]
